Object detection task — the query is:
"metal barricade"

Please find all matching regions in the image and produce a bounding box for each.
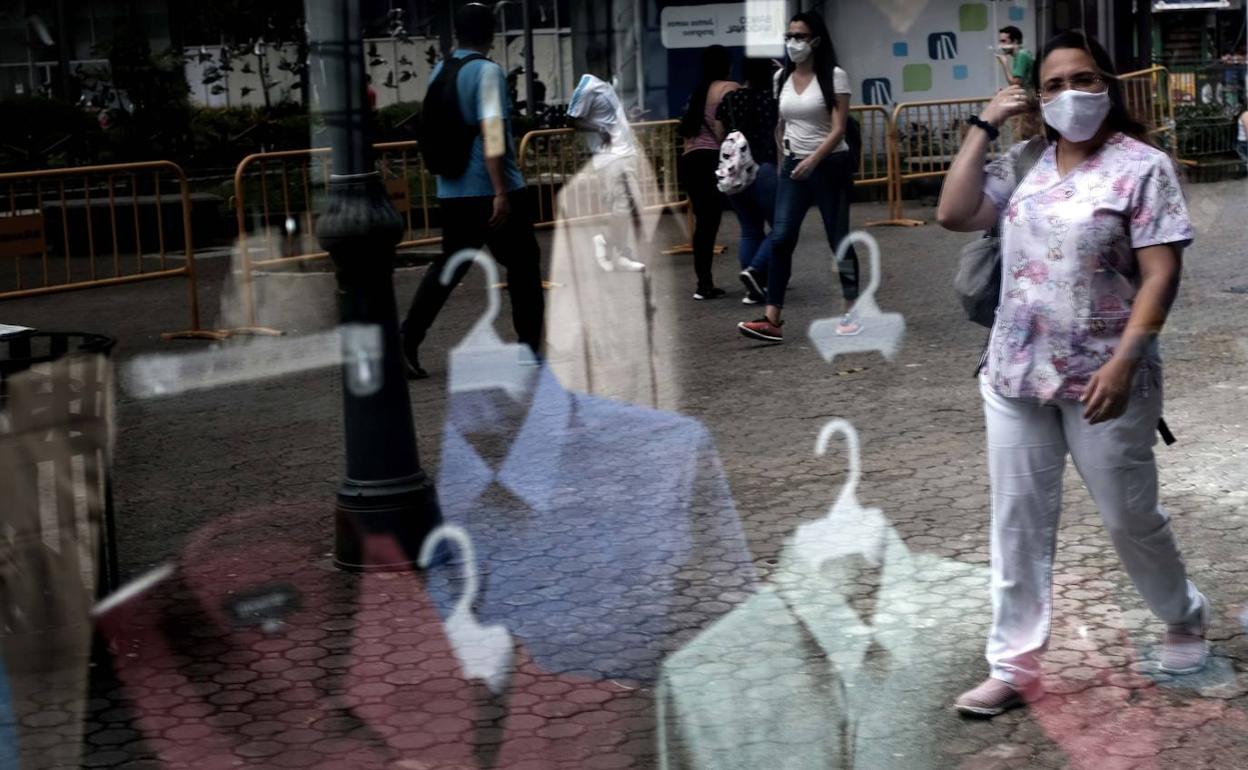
[231,140,435,334]
[851,105,893,191]
[0,162,222,341]
[517,119,688,229]
[872,97,1022,227]
[1120,66,1177,153]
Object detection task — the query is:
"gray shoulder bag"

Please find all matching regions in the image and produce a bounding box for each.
[954,136,1047,327]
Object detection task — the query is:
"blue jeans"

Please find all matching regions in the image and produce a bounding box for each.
[728,161,777,272]
[766,152,859,309]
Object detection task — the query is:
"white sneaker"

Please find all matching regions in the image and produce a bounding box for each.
[612,255,646,272]
[592,233,614,272]
[1160,597,1212,675]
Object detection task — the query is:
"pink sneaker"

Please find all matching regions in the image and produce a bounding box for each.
[1160,597,1212,675]
[835,314,862,336]
[953,677,1040,717]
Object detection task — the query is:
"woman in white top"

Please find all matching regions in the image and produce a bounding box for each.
[738,11,860,343]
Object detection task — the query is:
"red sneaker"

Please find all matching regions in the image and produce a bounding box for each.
[737,317,784,342]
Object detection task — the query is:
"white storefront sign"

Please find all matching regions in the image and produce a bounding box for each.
[659,1,786,56]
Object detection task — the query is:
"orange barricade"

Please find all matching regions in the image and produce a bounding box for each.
[1120,66,1177,154]
[0,161,223,340]
[518,118,688,228]
[851,105,893,193]
[231,141,434,334]
[870,97,1025,227]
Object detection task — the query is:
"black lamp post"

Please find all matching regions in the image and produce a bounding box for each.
[307,0,440,571]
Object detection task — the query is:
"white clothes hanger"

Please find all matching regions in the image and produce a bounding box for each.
[807,231,906,364]
[441,249,538,400]
[418,523,514,695]
[792,419,888,572]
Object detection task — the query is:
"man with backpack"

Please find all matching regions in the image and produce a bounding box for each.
[403,2,543,379]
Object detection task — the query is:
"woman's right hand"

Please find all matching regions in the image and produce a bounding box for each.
[981,84,1034,127]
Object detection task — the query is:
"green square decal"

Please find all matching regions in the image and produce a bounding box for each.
[959,3,988,31]
[902,64,932,92]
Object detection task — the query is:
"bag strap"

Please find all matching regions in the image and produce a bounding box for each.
[1012,135,1047,182]
[987,136,1047,237]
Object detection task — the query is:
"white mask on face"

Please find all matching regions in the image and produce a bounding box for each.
[786,39,813,63]
[1041,88,1111,142]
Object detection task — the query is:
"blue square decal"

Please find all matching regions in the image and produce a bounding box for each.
[893,42,908,57]
[953,64,969,80]
[1009,6,1025,21]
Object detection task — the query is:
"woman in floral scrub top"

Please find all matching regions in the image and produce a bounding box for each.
[937,33,1210,718]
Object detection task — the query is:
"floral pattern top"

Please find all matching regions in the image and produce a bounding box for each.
[981,133,1194,401]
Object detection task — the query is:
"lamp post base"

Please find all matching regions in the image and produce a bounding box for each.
[333,472,441,572]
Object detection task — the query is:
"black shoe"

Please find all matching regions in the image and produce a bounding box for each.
[402,333,428,380]
[693,287,727,301]
[739,269,766,304]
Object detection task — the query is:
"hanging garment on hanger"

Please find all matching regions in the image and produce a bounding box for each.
[442,250,541,401]
[430,364,758,683]
[808,231,906,364]
[657,420,991,769]
[545,150,674,409]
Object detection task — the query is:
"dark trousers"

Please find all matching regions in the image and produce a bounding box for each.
[679,148,725,290]
[766,151,859,309]
[402,190,544,353]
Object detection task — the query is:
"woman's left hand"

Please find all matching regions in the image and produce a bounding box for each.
[791,155,819,180]
[1081,358,1135,424]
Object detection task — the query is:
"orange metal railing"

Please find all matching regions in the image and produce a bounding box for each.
[0,161,222,340]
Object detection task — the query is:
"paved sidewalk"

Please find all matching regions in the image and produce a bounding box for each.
[4,181,1247,769]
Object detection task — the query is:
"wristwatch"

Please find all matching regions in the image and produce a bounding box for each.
[967,115,1000,141]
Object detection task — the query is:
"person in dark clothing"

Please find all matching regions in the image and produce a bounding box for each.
[717,57,780,305]
[401,2,544,378]
[678,45,737,301]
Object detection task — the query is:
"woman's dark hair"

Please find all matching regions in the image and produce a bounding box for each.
[780,11,842,113]
[680,45,732,138]
[742,58,776,92]
[1031,31,1149,143]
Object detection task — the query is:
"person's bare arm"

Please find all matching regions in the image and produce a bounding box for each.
[936,84,1029,231]
[1082,244,1181,423]
[710,82,740,142]
[481,64,510,229]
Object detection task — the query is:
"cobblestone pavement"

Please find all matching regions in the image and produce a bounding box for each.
[3,179,1247,769]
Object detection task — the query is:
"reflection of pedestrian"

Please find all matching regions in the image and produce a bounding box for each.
[738,11,859,344]
[567,67,646,272]
[401,3,544,378]
[718,58,780,305]
[995,25,1035,86]
[938,32,1210,717]
[996,25,1041,140]
[679,45,738,300]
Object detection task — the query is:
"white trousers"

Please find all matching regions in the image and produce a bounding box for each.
[980,368,1204,686]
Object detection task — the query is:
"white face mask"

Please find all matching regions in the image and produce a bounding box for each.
[786,39,813,63]
[1041,88,1111,142]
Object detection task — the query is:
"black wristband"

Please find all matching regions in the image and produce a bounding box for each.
[967,115,1000,141]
